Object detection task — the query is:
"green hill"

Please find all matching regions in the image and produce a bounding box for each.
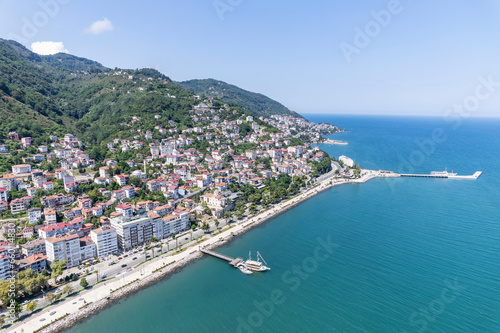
[0,39,304,145]
[0,39,198,143]
[177,79,303,119]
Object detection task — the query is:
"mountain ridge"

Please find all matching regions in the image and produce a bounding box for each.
[177,78,304,119]
[0,38,306,144]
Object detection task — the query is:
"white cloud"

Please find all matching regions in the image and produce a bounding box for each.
[31,41,69,55]
[85,18,114,35]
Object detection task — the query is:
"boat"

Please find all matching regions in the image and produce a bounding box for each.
[237,263,253,275]
[430,168,457,177]
[244,251,271,272]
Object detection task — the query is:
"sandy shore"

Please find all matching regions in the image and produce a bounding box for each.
[6,170,380,333]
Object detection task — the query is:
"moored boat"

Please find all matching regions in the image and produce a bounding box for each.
[237,263,253,275]
[244,251,271,272]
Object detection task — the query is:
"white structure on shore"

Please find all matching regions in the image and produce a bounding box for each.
[339,155,354,168]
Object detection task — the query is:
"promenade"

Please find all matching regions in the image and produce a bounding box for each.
[6,170,379,333]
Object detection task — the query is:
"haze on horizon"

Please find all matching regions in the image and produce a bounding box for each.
[1,0,499,117]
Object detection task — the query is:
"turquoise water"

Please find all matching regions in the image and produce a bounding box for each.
[66,115,500,333]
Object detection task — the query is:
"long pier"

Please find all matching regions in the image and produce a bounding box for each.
[398,171,482,180]
[200,248,244,267]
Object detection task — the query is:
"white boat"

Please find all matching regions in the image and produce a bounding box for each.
[430,168,457,177]
[245,251,271,272]
[237,263,253,275]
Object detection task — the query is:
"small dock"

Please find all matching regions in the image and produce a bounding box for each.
[200,248,244,267]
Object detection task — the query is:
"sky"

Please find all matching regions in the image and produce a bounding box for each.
[1,0,500,117]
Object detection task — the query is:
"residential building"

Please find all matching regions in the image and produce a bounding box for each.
[21,239,46,257]
[200,193,227,208]
[44,208,57,225]
[110,215,155,251]
[79,237,96,261]
[90,226,118,258]
[162,211,190,237]
[10,198,26,214]
[0,188,6,202]
[45,233,81,268]
[116,204,133,217]
[0,248,10,280]
[26,208,41,225]
[17,254,47,273]
[12,164,31,174]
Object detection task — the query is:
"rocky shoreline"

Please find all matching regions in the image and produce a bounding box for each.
[26,173,378,333]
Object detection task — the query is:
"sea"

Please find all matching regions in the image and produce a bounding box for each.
[65,115,500,333]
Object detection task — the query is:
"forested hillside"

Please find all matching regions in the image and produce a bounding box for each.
[177,79,304,119]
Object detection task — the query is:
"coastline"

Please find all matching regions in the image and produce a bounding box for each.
[6,170,380,333]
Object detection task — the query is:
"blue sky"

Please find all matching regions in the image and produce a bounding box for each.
[1,0,500,117]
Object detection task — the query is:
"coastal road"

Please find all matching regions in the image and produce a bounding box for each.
[8,171,379,333]
[4,228,205,319]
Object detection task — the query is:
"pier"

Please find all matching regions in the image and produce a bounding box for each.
[398,171,482,179]
[200,248,244,267]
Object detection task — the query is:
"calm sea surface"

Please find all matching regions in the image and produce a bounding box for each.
[66,115,500,333]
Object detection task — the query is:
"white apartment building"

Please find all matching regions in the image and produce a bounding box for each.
[0,187,7,202]
[0,247,10,280]
[28,208,42,225]
[162,211,189,238]
[45,234,81,268]
[90,226,118,258]
[110,215,156,251]
[12,164,31,174]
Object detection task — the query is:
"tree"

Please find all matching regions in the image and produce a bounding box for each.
[50,260,66,280]
[26,301,37,313]
[215,219,220,229]
[62,284,73,295]
[0,280,16,305]
[45,292,55,303]
[17,269,48,295]
[80,277,89,289]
